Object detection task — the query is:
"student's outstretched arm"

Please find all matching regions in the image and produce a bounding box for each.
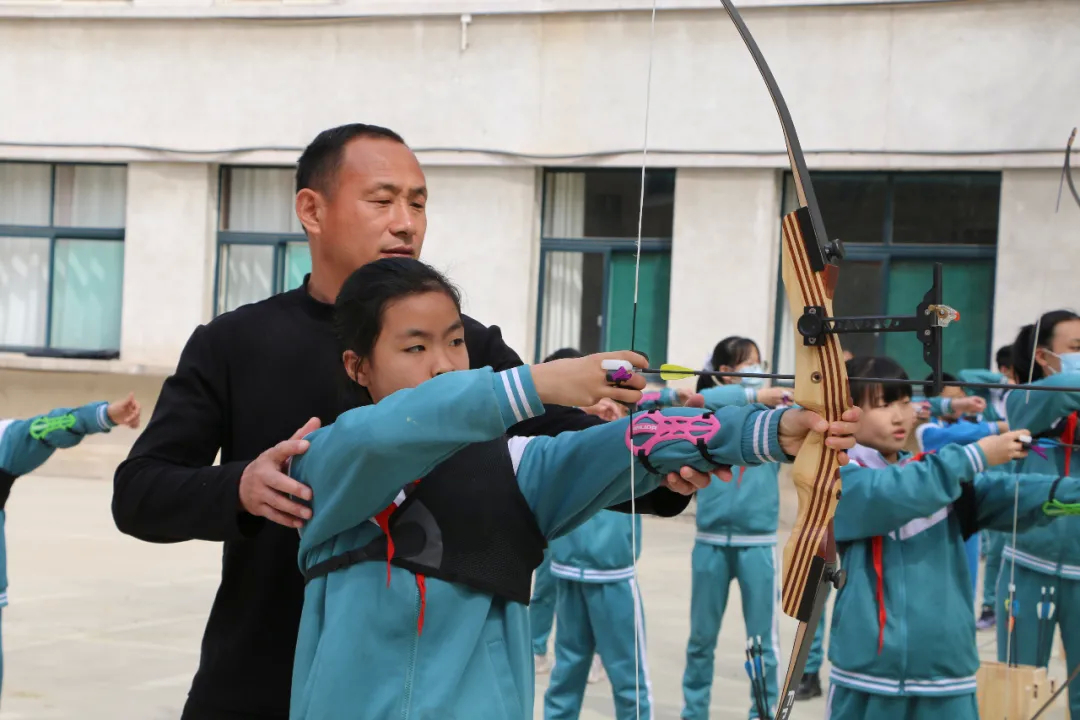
[517,405,787,539]
[1006,372,1080,435]
[0,402,117,478]
[293,367,543,551]
[698,385,754,410]
[975,472,1080,532]
[834,444,988,542]
[636,388,684,412]
[918,420,1000,453]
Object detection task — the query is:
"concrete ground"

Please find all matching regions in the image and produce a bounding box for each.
[0,475,1069,720]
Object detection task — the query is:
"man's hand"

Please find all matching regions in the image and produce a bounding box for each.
[580,398,628,422]
[777,406,862,463]
[532,351,647,409]
[107,392,142,429]
[239,417,321,529]
[660,465,730,495]
[978,429,1030,467]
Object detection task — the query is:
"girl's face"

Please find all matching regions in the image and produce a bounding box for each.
[345,290,469,403]
[720,346,761,385]
[1035,319,1080,376]
[854,391,915,459]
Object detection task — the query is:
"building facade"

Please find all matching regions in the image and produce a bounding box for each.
[1,0,1078,441]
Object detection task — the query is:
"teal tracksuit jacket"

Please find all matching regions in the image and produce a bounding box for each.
[288,366,789,720]
[826,442,1076,712]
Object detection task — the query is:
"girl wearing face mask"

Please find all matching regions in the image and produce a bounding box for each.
[679,337,790,720]
[996,310,1080,719]
[824,356,1080,720]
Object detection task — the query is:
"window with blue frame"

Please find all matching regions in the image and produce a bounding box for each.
[0,162,127,357]
[536,169,675,364]
[216,167,310,314]
[772,172,1000,381]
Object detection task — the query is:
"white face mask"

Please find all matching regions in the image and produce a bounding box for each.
[1047,350,1080,376]
[740,364,766,388]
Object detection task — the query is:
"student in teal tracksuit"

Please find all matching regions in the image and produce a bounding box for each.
[544,510,648,719]
[825,356,1075,720]
[287,258,859,720]
[918,372,1010,598]
[995,311,1080,719]
[0,393,140,699]
[532,348,628,675]
[672,336,791,720]
[966,346,1016,630]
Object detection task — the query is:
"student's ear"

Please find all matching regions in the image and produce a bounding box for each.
[342,350,370,387]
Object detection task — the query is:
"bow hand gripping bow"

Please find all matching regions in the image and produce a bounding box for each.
[716,3,956,717]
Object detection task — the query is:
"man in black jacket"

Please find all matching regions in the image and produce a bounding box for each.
[112,123,711,719]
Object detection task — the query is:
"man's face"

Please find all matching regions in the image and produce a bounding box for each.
[306,137,428,277]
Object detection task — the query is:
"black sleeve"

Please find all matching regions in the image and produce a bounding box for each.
[463,316,692,518]
[112,325,261,543]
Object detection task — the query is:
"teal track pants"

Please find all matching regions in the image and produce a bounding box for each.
[544,578,652,720]
[825,685,977,720]
[680,543,779,720]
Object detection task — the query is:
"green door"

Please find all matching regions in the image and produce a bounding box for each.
[883,260,994,380]
[604,252,671,365]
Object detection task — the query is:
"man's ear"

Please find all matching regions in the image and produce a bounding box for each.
[296,188,323,237]
[342,349,370,386]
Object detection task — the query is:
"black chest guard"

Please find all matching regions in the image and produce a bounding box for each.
[0,470,15,511]
[302,438,547,604]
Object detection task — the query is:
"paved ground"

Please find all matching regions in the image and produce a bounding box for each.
[0,475,1069,719]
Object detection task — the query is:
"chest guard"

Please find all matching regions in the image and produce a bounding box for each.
[0,470,15,511]
[301,438,547,604]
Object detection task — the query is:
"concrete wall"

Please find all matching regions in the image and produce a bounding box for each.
[0,2,1076,166]
[120,163,218,367]
[668,168,780,376]
[421,166,539,358]
[994,169,1080,352]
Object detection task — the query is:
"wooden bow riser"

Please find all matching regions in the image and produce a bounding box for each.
[779,207,850,620]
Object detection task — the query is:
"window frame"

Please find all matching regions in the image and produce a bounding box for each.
[214,165,308,316]
[770,171,999,373]
[533,168,675,362]
[0,161,126,358]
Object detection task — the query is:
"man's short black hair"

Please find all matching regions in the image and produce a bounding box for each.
[295,124,407,196]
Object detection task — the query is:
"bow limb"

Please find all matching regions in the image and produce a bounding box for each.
[717,3,851,718]
[1057,127,1080,213]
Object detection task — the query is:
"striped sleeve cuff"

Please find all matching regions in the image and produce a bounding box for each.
[987,422,999,435]
[743,408,786,464]
[745,387,756,403]
[961,443,988,474]
[940,397,952,414]
[493,367,544,427]
[95,402,116,431]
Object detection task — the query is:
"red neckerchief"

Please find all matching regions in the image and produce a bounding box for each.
[374,480,427,634]
[869,450,933,654]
